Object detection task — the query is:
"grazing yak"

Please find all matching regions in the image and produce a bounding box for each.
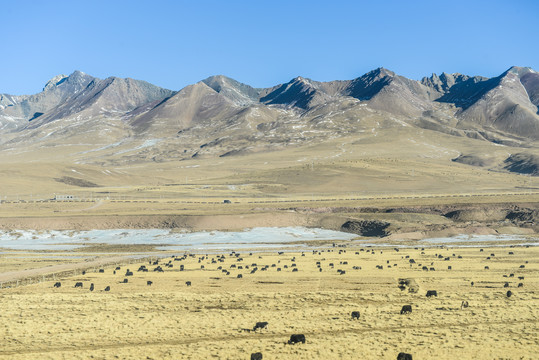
[104,286,110,291]
[186,281,192,286]
[253,322,268,331]
[506,290,512,298]
[288,334,306,344]
[351,311,360,320]
[251,353,263,360]
[89,283,94,292]
[147,281,153,286]
[74,282,83,288]
[400,305,412,314]
[53,282,61,288]
[397,352,413,360]
[426,290,438,297]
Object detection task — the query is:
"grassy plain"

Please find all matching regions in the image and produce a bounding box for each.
[0,130,537,204]
[0,245,537,359]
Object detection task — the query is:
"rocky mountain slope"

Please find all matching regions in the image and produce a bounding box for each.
[0,67,538,175]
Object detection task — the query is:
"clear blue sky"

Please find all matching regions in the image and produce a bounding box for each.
[1,0,538,94]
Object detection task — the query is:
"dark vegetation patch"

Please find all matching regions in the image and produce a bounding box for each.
[29,112,44,121]
[452,154,494,167]
[503,153,539,176]
[341,220,390,237]
[54,176,100,188]
[444,209,508,222]
[505,208,539,223]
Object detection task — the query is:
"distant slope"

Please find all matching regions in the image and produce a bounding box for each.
[128,81,239,136]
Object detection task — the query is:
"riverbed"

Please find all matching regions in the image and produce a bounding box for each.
[0,228,537,252]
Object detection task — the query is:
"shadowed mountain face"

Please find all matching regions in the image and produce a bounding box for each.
[455,68,539,139]
[260,76,333,109]
[520,71,539,108]
[345,68,396,100]
[421,72,479,93]
[0,66,538,174]
[343,68,438,117]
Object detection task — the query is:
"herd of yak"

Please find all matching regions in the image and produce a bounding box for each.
[48,245,528,360]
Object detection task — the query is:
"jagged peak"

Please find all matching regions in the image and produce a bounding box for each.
[201,75,259,105]
[367,67,395,78]
[439,72,452,80]
[202,74,253,89]
[203,74,232,82]
[506,66,536,77]
[202,74,240,89]
[292,75,310,82]
[69,70,87,77]
[43,74,68,91]
[287,76,317,88]
[42,69,90,91]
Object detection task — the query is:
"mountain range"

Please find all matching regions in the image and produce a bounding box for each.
[1,66,538,175]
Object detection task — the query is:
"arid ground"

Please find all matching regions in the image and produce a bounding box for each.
[0,242,537,360]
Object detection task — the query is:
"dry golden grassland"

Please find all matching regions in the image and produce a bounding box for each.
[1,132,538,205]
[0,245,537,359]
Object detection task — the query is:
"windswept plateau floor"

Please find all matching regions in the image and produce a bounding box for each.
[0,245,537,359]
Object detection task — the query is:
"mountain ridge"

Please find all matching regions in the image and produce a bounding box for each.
[0,66,538,175]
